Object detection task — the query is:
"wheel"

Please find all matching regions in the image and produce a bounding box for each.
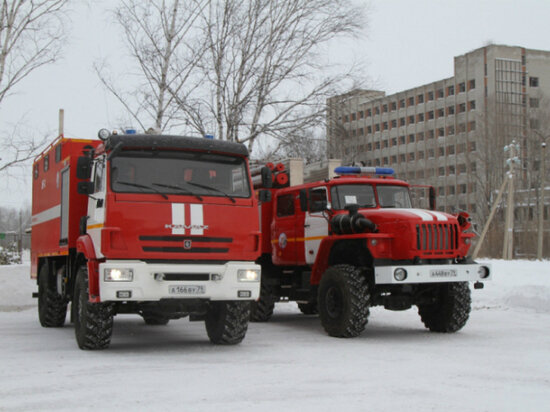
[297,301,318,315]
[318,264,370,338]
[73,265,115,350]
[205,301,250,345]
[250,282,276,322]
[418,282,471,333]
[141,312,170,325]
[38,263,67,327]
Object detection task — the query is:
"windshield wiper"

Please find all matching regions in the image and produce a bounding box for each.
[116,181,168,200]
[152,183,203,201]
[184,181,236,203]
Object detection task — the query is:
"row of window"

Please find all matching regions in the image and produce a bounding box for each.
[347,120,477,139]
[343,80,476,122]
[356,152,477,173]
[33,144,63,179]
[355,140,476,156]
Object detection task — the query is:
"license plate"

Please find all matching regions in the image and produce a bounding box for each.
[169,285,206,295]
[430,269,457,278]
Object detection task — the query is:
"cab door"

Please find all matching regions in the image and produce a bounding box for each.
[304,187,329,265]
[86,156,106,258]
[271,191,299,265]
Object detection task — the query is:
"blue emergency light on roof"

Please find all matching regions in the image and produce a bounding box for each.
[334,166,395,176]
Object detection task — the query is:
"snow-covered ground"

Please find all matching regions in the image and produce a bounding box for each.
[1,259,549,411]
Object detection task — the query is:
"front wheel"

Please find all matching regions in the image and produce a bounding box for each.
[318,264,370,338]
[73,265,115,350]
[250,282,276,322]
[205,301,250,345]
[418,282,471,333]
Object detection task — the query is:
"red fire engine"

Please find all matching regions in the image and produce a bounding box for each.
[31,130,268,349]
[251,163,491,337]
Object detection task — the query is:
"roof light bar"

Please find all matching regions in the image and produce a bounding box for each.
[334,166,395,176]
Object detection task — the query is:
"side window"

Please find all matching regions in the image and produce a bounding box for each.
[43,154,49,172]
[55,145,62,163]
[276,194,295,217]
[93,159,105,193]
[33,164,39,180]
[309,187,327,212]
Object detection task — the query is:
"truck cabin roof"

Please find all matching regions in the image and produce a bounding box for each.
[104,134,249,158]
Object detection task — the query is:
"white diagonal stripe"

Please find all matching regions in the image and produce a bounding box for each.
[190,204,204,235]
[31,204,61,226]
[172,203,185,234]
[430,211,448,221]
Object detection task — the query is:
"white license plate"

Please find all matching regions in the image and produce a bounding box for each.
[430,269,457,278]
[169,285,206,295]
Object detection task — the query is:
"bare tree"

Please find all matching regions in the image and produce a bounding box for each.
[96,0,208,133]
[0,0,69,174]
[178,0,366,150]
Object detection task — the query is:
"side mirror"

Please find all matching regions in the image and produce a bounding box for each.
[261,166,273,189]
[77,181,94,195]
[76,156,92,180]
[258,189,272,202]
[299,189,308,211]
[429,186,436,211]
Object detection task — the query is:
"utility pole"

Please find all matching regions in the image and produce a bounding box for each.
[537,141,547,260]
[502,141,520,260]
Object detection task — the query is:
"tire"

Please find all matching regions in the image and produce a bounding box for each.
[38,263,67,327]
[142,312,170,326]
[250,282,275,322]
[418,282,471,333]
[318,264,370,338]
[297,301,318,315]
[205,301,250,345]
[73,265,115,350]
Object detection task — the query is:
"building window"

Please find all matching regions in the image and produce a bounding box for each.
[448,184,455,194]
[399,135,406,144]
[459,184,467,194]
[383,121,388,130]
[382,104,388,113]
[399,98,405,108]
[468,121,476,131]
[417,94,424,104]
[417,113,424,122]
[437,88,444,99]
[469,141,477,151]
[529,77,539,87]
[391,155,397,163]
[437,108,444,118]
[458,103,466,113]
[469,100,476,110]
[375,123,380,132]
[458,163,466,174]
[408,96,414,106]
[366,109,371,117]
[458,82,466,93]
[367,125,372,134]
[400,117,405,126]
[367,143,372,151]
[409,134,415,143]
[418,151,424,159]
[458,123,466,133]
[375,106,380,115]
[359,111,364,119]
[447,145,455,155]
[468,79,476,90]
[447,125,455,135]
[383,139,389,148]
[447,85,455,96]
[427,91,434,101]
[408,115,415,124]
[438,147,445,156]
[447,105,455,115]
[383,156,389,165]
[399,154,406,162]
[427,110,434,120]
[408,152,415,161]
[351,113,356,121]
[358,128,364,136]
[438,127,445,137]
[391,101,397,111]
[391,119,397,128]
[427,130,434,139]
[530,98,539,108]
[417,132,424,141]
[375,159,381,166]
[438,167,445,176]
[428,148,435,158]
[391,137,397,146]
[457,143,466,153]
[375,141,381,149]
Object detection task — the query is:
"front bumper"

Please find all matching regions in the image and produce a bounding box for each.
[374,263,491,285]
[98,260,260,302]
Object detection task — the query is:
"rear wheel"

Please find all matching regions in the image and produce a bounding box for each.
[205,301,250,345]
[38,263,67,327]
[418,282,471,333]
[73,265,114,350]
[318,264,370,338]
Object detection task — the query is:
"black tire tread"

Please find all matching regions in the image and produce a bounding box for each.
[250,282,275,322]
[206,301,250,345]
[418,282,471,333]
[318,264,370,338]
[38,264,67,327]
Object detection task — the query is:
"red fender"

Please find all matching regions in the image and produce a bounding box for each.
[76,235,101,303]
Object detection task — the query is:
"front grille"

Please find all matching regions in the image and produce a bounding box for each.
[155,273,210,281]
[416,223,458,253]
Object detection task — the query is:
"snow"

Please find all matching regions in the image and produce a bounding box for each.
[1,259,549,411]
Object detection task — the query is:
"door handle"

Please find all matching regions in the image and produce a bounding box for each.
[304,224,310,228]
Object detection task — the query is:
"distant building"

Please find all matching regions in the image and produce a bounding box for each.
[327,44,550,256]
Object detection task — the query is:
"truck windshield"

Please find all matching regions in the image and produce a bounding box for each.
[110,150,251,198]
[377,185,412,208]
[330,184,376,210]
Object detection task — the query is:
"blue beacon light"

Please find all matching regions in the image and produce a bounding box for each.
[334,166,395,176]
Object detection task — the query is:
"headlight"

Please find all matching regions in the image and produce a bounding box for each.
[104,268,134,282]
[477,266,490,279]
[237,269,260,282]
[394,268,407,281]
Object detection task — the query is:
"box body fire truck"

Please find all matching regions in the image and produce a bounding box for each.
[31,131,264,349]
[251,163,491,337]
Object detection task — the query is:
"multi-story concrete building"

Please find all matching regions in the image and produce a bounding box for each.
[327,44,550,256]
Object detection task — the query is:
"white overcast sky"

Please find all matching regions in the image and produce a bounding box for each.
[2,0,550,209]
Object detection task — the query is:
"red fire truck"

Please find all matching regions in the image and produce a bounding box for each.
[251,164,491,337]
[31,130,267,349]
